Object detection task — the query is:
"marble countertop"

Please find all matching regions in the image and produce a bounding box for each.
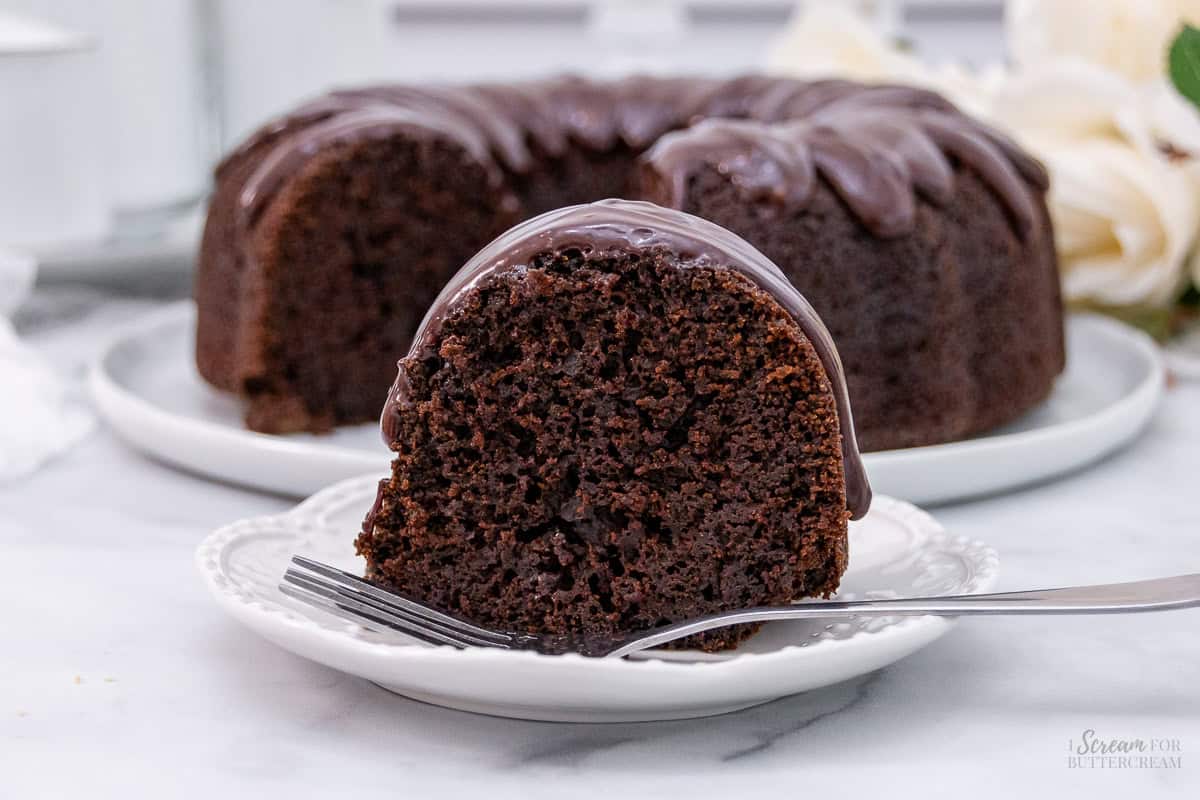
[3,286,1198,798]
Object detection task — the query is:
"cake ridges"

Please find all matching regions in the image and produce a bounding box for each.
[643,81,1048,238]
[230,76,1048,241]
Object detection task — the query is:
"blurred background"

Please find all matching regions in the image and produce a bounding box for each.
[0,0,1005,279]
[6,0,1200,481]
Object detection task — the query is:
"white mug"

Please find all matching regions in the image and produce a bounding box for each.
[0,13,109,249]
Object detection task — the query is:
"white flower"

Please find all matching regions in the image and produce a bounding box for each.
[766,0,1200,309]
[1007,0,1200,83]
[989,58,1200,157]
[924,61,1006,122]
[765,2,997,116]
[1035,135,1196,307]
[766,4,925,83]
[1141,79,1200,156]
[989,59,1200,307]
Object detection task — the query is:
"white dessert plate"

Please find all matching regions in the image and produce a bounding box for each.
[196,475,997,722]
[92,303,1164,502]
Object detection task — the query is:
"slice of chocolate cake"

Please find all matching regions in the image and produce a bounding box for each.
[356,199,871,653]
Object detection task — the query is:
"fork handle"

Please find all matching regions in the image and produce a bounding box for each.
[606,573,1200,657]
[801,573,1200,616]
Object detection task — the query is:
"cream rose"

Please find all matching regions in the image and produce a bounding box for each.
[766,4,925,83]
[990,60,1200,307]
[766,1,1200,308]
[989,59,1200,157]
[1035,135,1196,307]
[765,3,998,117]
[1007,0,1200,83]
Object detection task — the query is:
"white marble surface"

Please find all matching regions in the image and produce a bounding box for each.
[3,287,1199,798]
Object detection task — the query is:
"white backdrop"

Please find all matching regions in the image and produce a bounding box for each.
[213,0,1007,146]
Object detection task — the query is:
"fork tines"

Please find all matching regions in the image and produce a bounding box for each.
[280,556,519,650]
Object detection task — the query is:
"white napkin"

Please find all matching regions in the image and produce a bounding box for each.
[0,249,93,481]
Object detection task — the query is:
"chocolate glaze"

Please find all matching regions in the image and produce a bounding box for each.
[381,199,872,520]
[214,94,362,180]
[227,75,1047,240]
[471,82,570,158]
[644,81,1046,238]
[698,74,787,119]
[332,85,537,172]
[648,119,819,208]
[238,104,509,227]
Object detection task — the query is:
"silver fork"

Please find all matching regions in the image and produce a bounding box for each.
[280,556,1200,659]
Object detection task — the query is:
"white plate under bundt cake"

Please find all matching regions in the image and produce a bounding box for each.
[194,75,1064,451]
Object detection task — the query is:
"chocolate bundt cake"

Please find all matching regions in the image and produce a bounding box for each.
[196,75,1064,449]
[356,200,870,652]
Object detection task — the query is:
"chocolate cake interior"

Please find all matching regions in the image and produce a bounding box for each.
[359,230,853,651]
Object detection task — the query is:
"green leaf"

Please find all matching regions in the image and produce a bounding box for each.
[1071,281,1200,340]
[1070,300,1175,341]
[1169,24,1200,108]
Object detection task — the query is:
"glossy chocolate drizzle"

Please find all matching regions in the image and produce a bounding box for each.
[380,199,872,520]
[645,81,1049,237]
[237,104,506,227]
[225,75,1048,240]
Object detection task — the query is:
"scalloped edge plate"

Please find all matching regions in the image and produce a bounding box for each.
[196,475,998,722]
[93,305,1161,504]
